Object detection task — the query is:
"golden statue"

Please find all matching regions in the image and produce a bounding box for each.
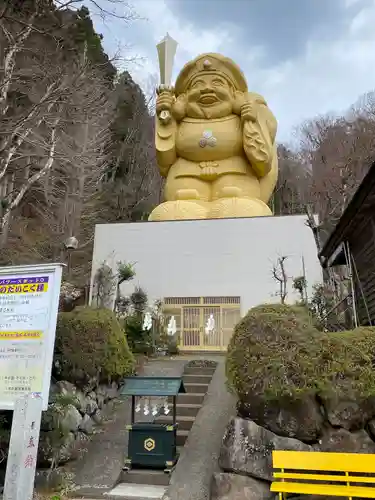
[149,48,278,221]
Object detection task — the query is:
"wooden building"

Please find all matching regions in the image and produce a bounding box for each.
[319,161,375,326]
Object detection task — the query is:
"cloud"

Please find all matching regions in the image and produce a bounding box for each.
[255,0,375,143]
[123,0,238,83]
[92,0,375,145]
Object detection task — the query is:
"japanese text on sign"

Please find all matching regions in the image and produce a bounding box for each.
[0,274,52,409]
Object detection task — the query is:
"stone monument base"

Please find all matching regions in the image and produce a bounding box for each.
[91,215,321,351]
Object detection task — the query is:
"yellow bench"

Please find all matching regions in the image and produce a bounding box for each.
[271,450,375,499]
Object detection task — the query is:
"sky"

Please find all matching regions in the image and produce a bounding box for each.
[89,0,375,144]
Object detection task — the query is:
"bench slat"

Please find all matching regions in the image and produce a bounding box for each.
[273,451,375,473]
[274,472,375,484]
[270,482,375,498]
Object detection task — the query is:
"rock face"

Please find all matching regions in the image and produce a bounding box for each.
[320,394,375,431]
[319,428,375,453]
[237,396,323,443]
[59,404,82,432]
[219,417,312,481]
[211,473,275,500]
[214,415,375,500]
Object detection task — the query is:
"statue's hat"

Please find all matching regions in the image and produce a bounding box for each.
[174,53,248,96]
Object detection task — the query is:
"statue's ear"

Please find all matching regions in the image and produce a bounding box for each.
[173,93,187,121]
[233,91,245,115]
[175,93,187,104]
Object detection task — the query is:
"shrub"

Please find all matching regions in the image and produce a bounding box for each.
[54,307,135,384]
[226,303,375,404]
[227,304,323,401]
[124,314,153,354]
[166,336,179,356]
[322,327,375,398]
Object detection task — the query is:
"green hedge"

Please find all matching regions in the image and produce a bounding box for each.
[226,303,375,403]
[54,307,135,384]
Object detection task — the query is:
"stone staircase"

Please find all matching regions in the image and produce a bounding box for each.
[109,363,216,498]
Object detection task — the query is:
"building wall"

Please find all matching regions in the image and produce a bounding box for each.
[90,215,323,315]
[349,216,375,325]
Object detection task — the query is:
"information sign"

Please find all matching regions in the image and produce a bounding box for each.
[0,264,63,410]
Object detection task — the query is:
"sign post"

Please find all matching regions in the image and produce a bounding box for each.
[4,394,43,500]
[0,263,63,500]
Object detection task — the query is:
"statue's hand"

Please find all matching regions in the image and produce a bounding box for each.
[240,101,257,123]
[156,86,175,125]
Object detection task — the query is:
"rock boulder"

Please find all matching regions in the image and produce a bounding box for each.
[211,473,275,500]
[219,417,312,482]
[237,395,323,443]
[319,428,375,453]
[320,394,375,431]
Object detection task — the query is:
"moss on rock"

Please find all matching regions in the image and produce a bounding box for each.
[54,307,135,385]
[318,327,375,404]
[227,304,324,401]
[227,304,375,403]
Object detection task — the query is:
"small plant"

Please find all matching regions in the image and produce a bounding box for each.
[130,286,148,315]
[93,262,116,308]
[115,262,136,314]
[166,336,179,356]
[124,313,152,354]
[293,275,307,303]
[117,261,136,283]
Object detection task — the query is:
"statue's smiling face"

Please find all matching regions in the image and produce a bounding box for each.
[186,73,234,119]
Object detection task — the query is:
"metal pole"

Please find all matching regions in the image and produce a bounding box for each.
[131,396,135,424]
[302,255,308,304]
[152,317,156,355]
[345,241,358,328]
[172,396,176,426]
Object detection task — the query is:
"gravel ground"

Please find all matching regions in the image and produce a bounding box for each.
[163,356,236,500]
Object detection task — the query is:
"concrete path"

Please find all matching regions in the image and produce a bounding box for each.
[105,483,167,499]
[163,357,235,500]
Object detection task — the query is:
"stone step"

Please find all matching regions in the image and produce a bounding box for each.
[118,469,170,487]
[183,382,209,394]
[176,402,202,417]
[70,486,110,498]
[176,429,189,446]
[183,366,216,375]
[104,483,166,500]
[155,415,195,431]
[182,373,213,384]
[170,392,205,405]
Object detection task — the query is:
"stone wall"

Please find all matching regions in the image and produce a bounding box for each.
[219,304,375,499]
[0,379,120,471]
[37,379,119,467]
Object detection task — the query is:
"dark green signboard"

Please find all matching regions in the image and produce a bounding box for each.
[120,377,186,397]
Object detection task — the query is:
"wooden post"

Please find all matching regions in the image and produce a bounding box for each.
[4,394,43,500]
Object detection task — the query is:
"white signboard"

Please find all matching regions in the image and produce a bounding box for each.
[0,263,63,410]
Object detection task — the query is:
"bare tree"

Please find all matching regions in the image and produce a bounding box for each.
[297,101,375,240]
[98,71,160,222]
[271,144,312,215]
[0,0,138,251]
[0,41,114,248]
[272,256,288,304]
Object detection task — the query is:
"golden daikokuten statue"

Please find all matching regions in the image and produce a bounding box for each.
[148,52,278,221]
